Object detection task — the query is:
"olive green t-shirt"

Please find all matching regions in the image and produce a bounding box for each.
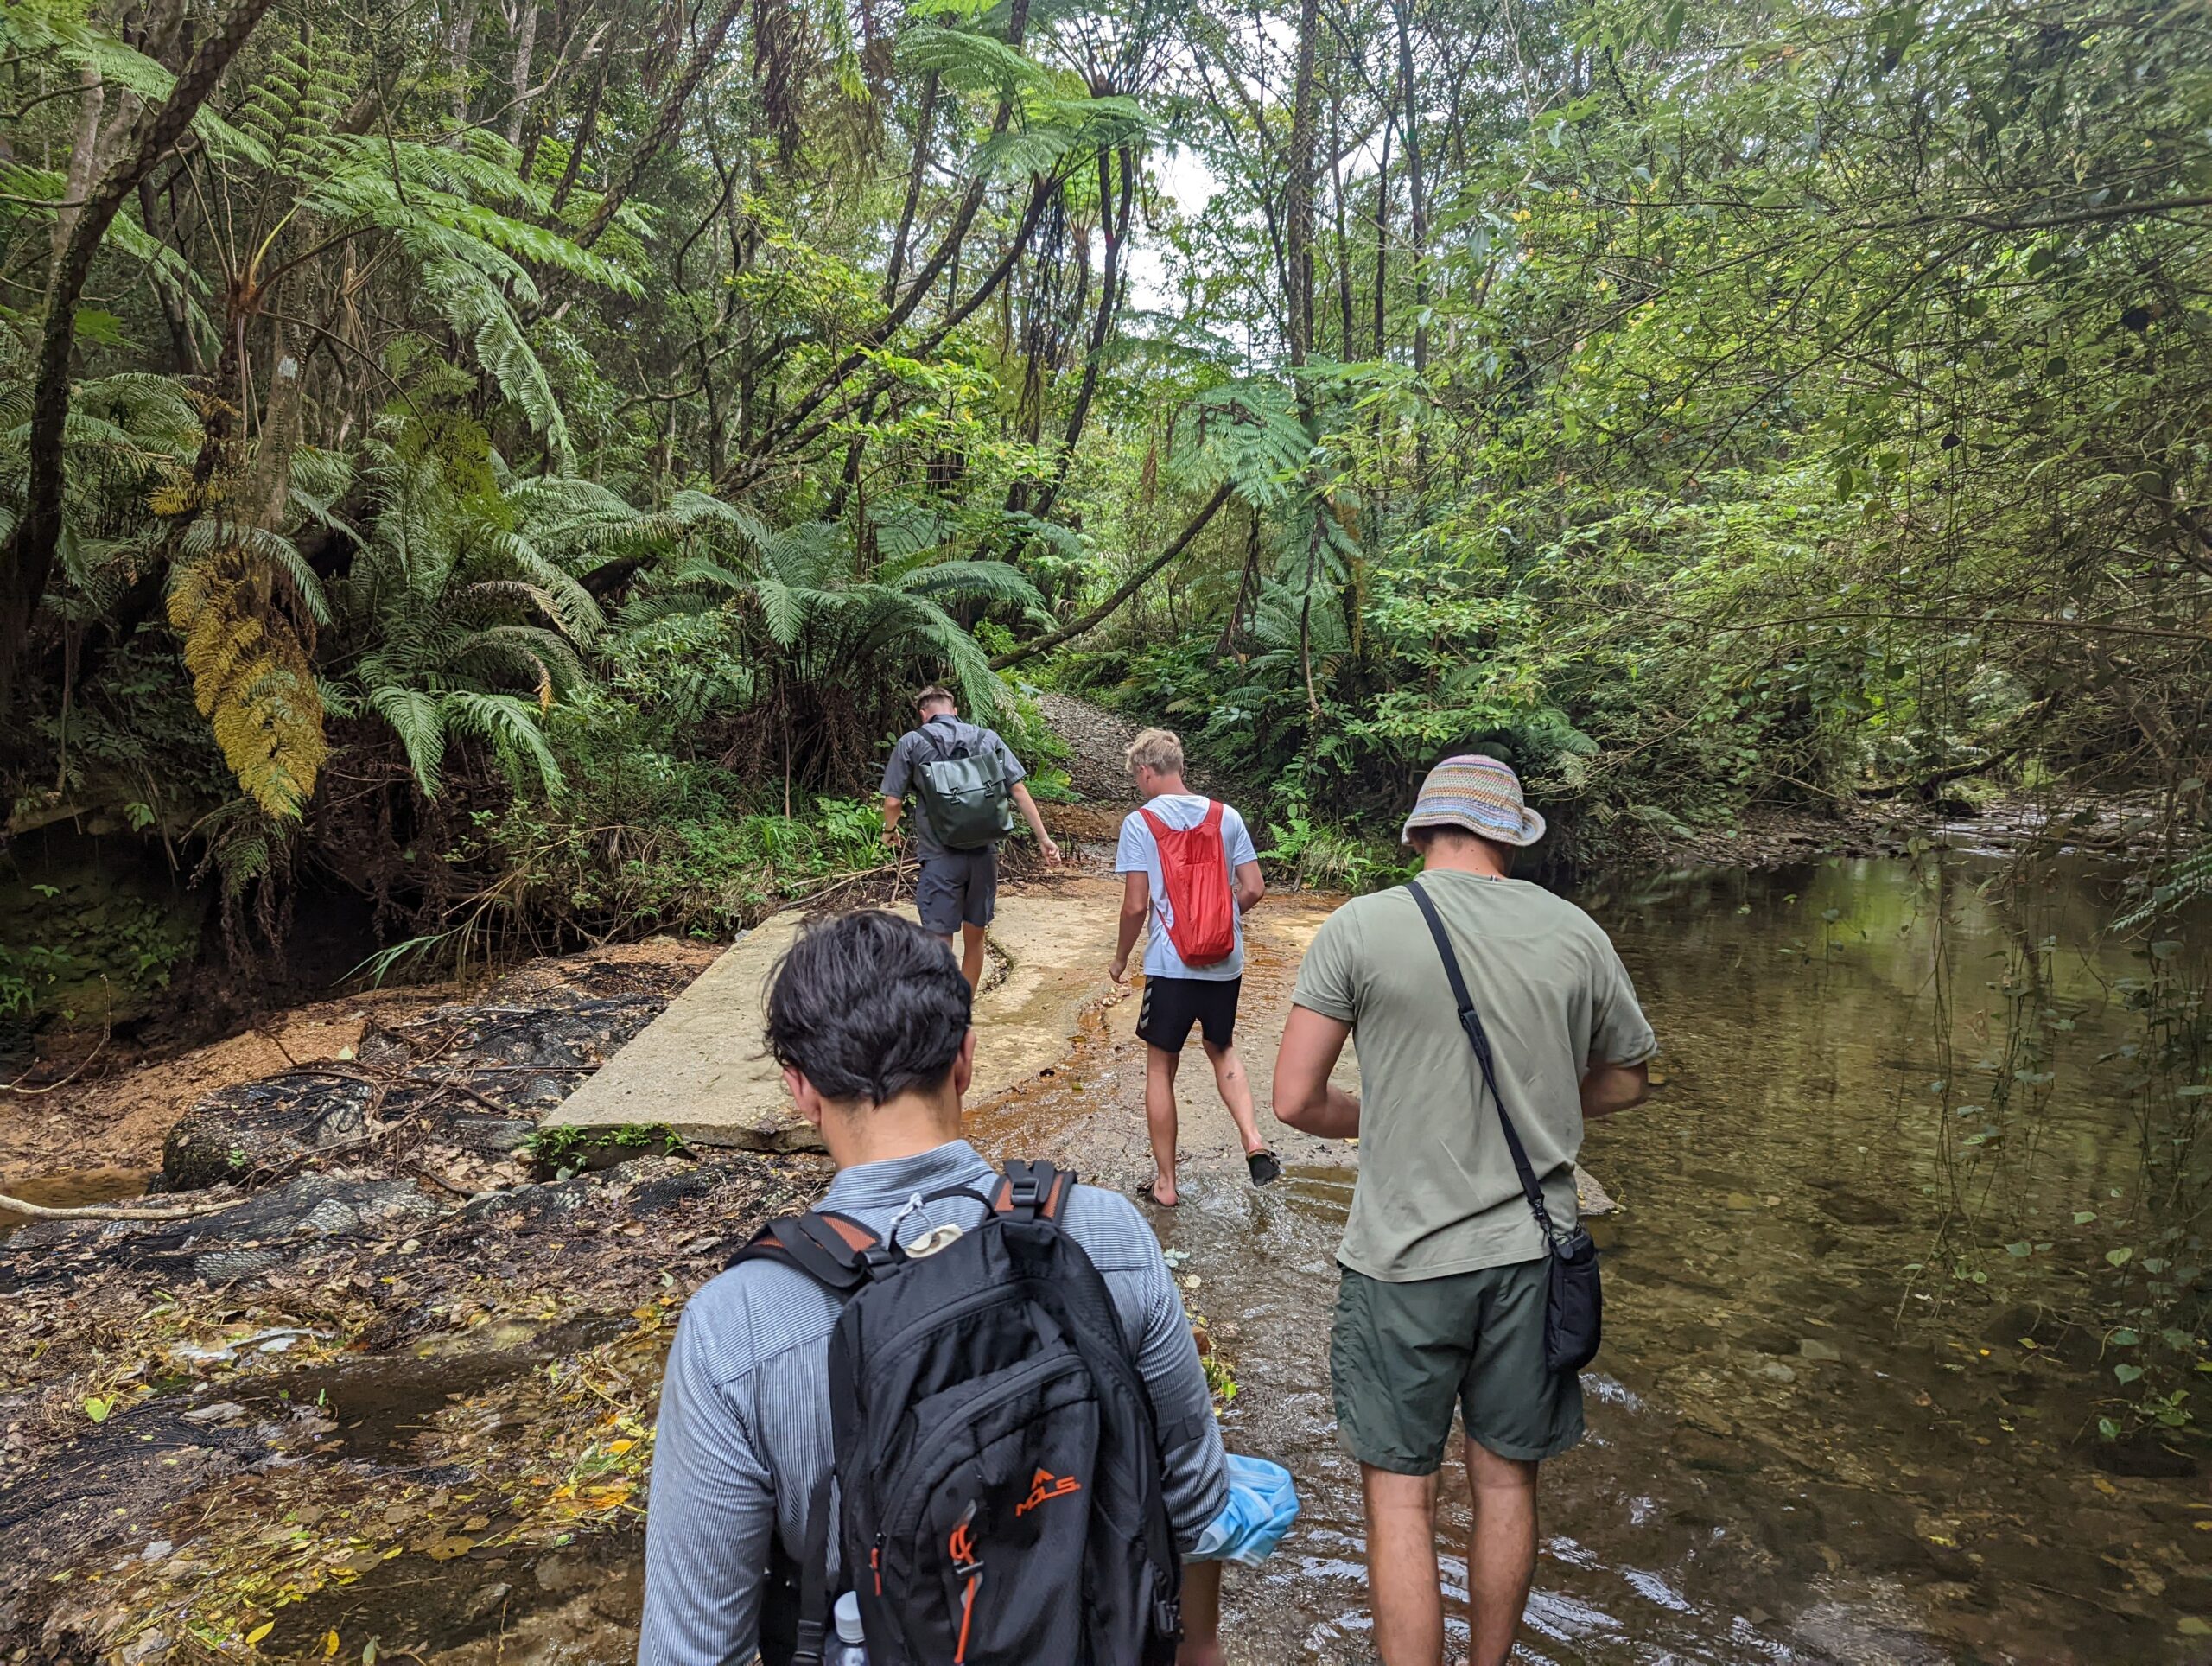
[1292,870,1656,1282]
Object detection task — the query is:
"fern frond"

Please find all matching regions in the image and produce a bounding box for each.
[896,559,1046,614]
[369,684,446,797]
[441,690,563,794]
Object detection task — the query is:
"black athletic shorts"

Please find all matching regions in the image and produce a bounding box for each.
[1135,975,1242,1051]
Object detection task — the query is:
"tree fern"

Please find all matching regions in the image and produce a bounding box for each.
[1172,382,1312,507]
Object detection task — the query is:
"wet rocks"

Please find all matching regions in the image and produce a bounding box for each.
[162,1071,380,1190]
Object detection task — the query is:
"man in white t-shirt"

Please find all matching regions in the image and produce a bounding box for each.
[1110,727,1278,1207]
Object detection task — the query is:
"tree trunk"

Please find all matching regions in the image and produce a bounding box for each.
[1372,118,1391,360]
[882,72,939,304]
[505,0,540,147]
[0,0,280,728]
[1027,143,1135,523]
[1390,0,1429,493]
[1330,81,1354,361]
[575,0,748,248]
[448,0,480,138]
[53,67,105,269]
[1285,0,1323,715]
[549,60,607,213]
[1284,0,1321,375]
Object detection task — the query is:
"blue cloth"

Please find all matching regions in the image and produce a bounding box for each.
[1190,1453,1300,1565]
[1115,793,1258,981]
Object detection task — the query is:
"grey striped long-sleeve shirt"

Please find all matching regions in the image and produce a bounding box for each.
[638,1141,1230,1666]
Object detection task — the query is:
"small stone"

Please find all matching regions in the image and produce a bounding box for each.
[1798,1338,1842,1364]
[181,1401,248,1427]
[1758,1362,1797,1383]
[458,1582,512,1625]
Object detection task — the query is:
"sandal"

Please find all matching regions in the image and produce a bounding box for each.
[1135,1172,1179,1208]
[1247,1149,1282,1186]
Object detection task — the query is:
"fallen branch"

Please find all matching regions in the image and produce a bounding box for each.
[0,1188,245,1223]
[991,483,1236,670]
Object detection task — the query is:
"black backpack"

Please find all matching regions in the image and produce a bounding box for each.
[738,1160,1184,1666]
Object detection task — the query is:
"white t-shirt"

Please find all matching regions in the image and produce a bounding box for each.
[1115,794,1259,982]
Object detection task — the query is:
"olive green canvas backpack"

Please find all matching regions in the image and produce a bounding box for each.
[913,724,1017,849]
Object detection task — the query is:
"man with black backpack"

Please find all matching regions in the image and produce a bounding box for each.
[639,910,1250,1666]
[880,685,1060,989]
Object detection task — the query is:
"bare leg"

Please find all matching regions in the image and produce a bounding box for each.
[1145,1044,1183,1205]
[1176,1559,1224,1666]
[1201,1039,1268,1155]
[1363,1465,1443,1665]
[959,922,986,989]
[1463,1440,1539,1666]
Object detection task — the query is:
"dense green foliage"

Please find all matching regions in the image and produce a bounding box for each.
[1,0,2209,1438]
[1,0,2206,941]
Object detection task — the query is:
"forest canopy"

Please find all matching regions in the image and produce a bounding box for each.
[0,0,2207,1004]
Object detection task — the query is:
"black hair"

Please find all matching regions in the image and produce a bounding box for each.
[764,910,972,1104]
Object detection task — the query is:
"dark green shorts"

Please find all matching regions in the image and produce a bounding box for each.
[1330,1259,1586,1473]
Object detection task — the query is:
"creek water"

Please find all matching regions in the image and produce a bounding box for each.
[997,854,2211,1664]
[95,851,2209,1664]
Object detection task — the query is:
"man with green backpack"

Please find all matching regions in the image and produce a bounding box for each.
[880,685,1060,988]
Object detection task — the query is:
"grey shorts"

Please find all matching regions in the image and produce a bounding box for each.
[1330,1259,1586,1472]
[915,849,998,935]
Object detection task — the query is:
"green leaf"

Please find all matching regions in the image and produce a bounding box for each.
[2005,1241,2031,1257]
[2107,1247,2134,1267]
[2115,1364,2144,1384]
[2074,1210,2099,1224]
[2112,1329,2140,1345]
[82,1396,111,1423]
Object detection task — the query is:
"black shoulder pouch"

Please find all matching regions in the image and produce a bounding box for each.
[1406,880,1603,1374]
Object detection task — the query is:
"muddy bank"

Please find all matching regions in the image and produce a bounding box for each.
[0,941,820,1663]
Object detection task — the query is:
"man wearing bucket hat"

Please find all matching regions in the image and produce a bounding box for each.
[1269,755,1656,1666]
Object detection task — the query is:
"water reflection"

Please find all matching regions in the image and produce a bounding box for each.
[1158,855,2209,1664]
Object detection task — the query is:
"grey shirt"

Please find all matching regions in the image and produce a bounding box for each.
[638,1141,1230,1666]
[880,715,1027,859]
[1293,872,1656,1281]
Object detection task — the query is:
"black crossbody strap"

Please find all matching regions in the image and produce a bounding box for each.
[1405,880,1556,1241]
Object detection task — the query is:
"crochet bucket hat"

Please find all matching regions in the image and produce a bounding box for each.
[1401,754,1547,848]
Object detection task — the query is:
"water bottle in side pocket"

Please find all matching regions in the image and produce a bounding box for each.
[826,1591,868,1665]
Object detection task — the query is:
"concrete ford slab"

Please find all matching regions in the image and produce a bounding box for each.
[541,880,1127,1152]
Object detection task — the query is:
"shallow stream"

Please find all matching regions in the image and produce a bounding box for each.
[34,851,2208,1663]
[1002,855,2212,1663]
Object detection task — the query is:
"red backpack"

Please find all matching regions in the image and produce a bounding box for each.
[1139,799,1236,967]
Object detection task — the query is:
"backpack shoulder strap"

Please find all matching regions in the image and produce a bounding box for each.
[1137,804,1171,843]
[920,719,972,760]
[1199,798,1224,835]
[991,1160,1073,1224]
[728,1210,883,1293]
